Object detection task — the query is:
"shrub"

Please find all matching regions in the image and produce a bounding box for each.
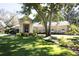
[16,33,21,36]
[48,45,76,56]
[59,37,74,47]
[5,28,9,34]
[29,33,33,36]
[33,29,39,36]
[59,49,77,56]
[65,24,79,35]
[5,28,19,34]
[22,33,29,36]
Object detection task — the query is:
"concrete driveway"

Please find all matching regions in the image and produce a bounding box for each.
[0,34,9,36]
[51,35,79,39]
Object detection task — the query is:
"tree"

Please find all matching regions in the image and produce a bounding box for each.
[68,5,79,24]
[52,11,65,22]
[0,9,19,34]
[61,3,77,23]
[21,3,64,37]
[32,14,42,23]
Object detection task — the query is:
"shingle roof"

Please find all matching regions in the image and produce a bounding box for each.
[33,21,70,27]
[50,21,70,26]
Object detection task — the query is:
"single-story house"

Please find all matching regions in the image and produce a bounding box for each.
[33,21,70,33]
[19,16,70,34]
[19,16,33,33]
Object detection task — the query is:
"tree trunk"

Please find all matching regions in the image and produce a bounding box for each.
[48,19,51,36]
[44,22,48,37]
[47,4,53,37]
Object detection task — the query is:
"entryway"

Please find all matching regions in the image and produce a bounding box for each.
[23,24,29,33]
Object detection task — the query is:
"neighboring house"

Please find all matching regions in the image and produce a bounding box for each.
[19,16,70,34]
[33,22,45,33]
[33,21,70,33]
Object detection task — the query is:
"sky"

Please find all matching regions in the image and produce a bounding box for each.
[0,3,79,19]
[0,3,23,18]
[0,3,37,19]
[0,3,22,13]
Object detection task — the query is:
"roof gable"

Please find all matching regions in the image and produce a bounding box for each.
[19,16,32,22]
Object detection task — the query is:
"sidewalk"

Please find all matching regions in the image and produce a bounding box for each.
[0,34,9,36]
[51,35,79,39]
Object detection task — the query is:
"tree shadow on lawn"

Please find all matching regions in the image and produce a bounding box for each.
[0,43,21,56]
[12,47,52,56]
[0,36,76,56]
[0,41,52,56]
[0,36,49,56]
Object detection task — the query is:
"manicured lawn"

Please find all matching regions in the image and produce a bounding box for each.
[0,35,77,56]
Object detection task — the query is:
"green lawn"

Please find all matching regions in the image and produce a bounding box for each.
[0,35,77,56]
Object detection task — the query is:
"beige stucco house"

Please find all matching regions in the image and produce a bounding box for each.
[50,21,70,33]
[33,21,70,33]
[19,16,70,34]
[19,16,33,33]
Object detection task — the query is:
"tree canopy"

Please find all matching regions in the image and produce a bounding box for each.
[21,3,76,36]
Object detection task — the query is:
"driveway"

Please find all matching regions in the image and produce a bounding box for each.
[51,35,79,39]
[0,34,10,37]
[38,34,79,38]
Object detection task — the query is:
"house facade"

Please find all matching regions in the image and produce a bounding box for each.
[33,21,70,33]
[19,17,33,33]
[19,16,70,34]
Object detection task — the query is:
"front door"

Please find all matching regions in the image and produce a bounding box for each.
[23,24,29,33]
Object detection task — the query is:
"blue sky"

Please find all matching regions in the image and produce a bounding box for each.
[0,3,37,19]
[0,3,22,13]
[0,3,24,18]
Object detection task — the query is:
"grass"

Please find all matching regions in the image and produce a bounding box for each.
[0,35,77,56]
